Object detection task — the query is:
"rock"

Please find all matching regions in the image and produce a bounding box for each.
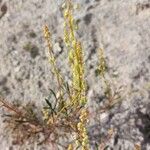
[0,0,150,149]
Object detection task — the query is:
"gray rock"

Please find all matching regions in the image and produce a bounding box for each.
[0,0,150,149]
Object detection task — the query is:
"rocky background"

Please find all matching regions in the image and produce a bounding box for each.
[0,0,150,149]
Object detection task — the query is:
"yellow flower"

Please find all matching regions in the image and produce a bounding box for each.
[77,122,83,130]
[67,144,73,150]
[64,9,69,18]
[75,140,80,147]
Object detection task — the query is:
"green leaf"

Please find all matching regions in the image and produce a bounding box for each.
[45,98,56,114]
[45,98,52,108]
[49,89,57,101]
[65,82,70,94]
[46,89,58,110]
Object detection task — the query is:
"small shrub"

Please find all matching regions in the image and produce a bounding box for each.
[0,0,122,149]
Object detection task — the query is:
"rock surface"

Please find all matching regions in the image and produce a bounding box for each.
[0,0,150,149]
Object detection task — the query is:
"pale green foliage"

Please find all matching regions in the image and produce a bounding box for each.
[0,0,124,149]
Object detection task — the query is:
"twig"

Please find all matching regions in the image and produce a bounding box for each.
[0,96,22,116]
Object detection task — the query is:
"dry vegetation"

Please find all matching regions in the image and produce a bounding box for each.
[0,0,142,150]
